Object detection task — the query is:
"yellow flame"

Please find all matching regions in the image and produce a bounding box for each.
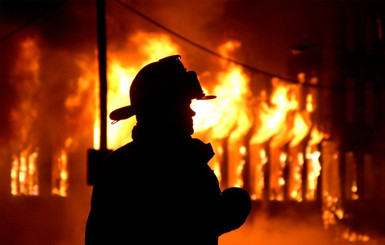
[248,146,268,200]
[105,61,137,149]
[93,32,182,150]
[306,147,321,200]
[290,112,311,147]
[192,62,252,139]
[306,93,314,112]
[87,32,326,200]
[250,79,298,145]
[192,41,252,188]
[308,126,324,146]
[289,151,304,201]
[305,126,324,200]
[11,150,39,196]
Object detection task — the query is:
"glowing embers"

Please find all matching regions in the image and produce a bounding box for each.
[322,191,344,229]
[345,152,359,200]
[11,150,39,196]
[248,148,268,200]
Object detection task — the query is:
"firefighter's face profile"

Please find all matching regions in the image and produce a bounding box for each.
[163,98,196,136]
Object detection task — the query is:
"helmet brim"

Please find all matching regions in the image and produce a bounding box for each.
[109,106,135,121]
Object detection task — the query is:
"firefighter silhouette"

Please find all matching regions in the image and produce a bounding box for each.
[85,55,251,245]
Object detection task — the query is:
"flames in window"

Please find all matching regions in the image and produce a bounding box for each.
[9,32,344,208]
[10,38,40,196]
[88,32,326,203]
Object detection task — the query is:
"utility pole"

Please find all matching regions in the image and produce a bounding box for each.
[87,0,112,185]
[97,0,107,150]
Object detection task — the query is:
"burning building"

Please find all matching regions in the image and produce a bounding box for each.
[1,1,385,245]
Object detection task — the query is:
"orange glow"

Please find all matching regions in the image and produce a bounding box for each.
[11,150,39,196]
[250,79,298,146]
[192,40,252,188]
[247,72,322,201]
[51,149,69,197]
[289,150,304,202]
[306,127,324,200]
[290,112,310,147]
[249,147,268,200]
[93,32,181,150]
[251,79,303,200]
[10,38,95,196]
[10,38,41,196]
[87,34,325,196]
[11,34,326,201]
[192,41,252,140]
[322,191,344,229]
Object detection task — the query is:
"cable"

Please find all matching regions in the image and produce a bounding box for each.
[115,0,299,84]
[0,14,41,42]
[115,0,384,91]
[0,0,67,42]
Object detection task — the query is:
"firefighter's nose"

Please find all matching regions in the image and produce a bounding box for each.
[190,108,196,117]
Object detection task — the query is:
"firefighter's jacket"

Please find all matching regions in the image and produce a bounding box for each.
[85,126,250,245]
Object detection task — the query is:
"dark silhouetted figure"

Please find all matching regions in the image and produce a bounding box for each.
[85,55,251,245]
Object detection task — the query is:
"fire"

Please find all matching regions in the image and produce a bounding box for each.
[93,31,182,150]
[306,127,323,200]
[11,149,39,196]
[51,138,73,197]
[10,38,94,196]
[250,79,298,145]
[96,37,254,188]
[249,79,303,200]
[88,33,325,196]
[51,149,69,197]
[10,38,41,196]
[192,40,252,188]
[10,32,325,202]
[249,148,268,200]
[246,73,322,201]
[192,40,252,139]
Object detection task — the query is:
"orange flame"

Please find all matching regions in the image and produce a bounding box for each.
[93,32,181,150]
[86,32,325,201]
[51,149,69,197]
[247,73,321,200]
[10,38,92,196]
[192,40,252,188]
[11,150,39,196]
[10,38,41,196]
[306,127,323,200]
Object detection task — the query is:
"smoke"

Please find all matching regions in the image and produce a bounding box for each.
[220,204,333,245]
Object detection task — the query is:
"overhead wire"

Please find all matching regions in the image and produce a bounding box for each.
[115,0,383,91]
[0,13,42,42]
[115,0,300,85]
[0,0,67,42]
[1,0,382,90]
